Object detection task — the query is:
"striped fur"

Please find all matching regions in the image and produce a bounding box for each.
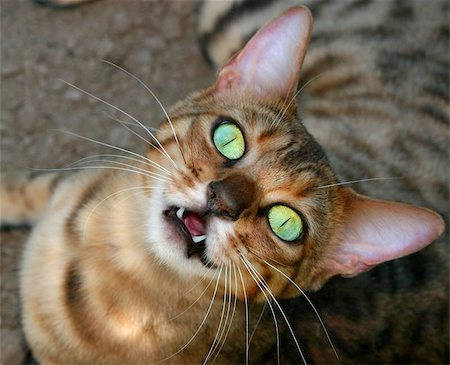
[1,1,447,364]
[199,0,449,363]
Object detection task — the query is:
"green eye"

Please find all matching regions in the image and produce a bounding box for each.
[268,205,303,242]
[213,122,245,160]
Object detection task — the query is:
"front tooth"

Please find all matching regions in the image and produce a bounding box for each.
[192,235,206,243]
[176,207,185,220]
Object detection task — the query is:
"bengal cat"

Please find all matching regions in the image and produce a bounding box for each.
[2,1,448,364]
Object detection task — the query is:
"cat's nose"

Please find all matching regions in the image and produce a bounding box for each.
[207,173,255,220]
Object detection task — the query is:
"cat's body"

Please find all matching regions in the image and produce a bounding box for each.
[1,1,448,364]
[19,169,271,365]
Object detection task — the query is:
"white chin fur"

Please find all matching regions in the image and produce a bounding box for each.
[204,217,235,264]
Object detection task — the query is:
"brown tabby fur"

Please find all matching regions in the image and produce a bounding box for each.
[1,1,448,364]
[13,89,341,364]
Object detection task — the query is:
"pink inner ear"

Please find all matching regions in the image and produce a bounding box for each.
[323,192,445,278]
[214,6,312,99]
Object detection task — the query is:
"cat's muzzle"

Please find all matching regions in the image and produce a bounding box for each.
[164,207,214,268]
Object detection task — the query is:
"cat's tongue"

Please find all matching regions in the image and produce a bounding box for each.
[183,211,205,237]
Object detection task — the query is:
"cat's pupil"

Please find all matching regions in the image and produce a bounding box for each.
[222,137,236,147]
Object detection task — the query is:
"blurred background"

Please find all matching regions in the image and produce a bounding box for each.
[1,1,212,363]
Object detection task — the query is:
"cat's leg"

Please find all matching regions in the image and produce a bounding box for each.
[0,171,62,228]
[33,0,96,9]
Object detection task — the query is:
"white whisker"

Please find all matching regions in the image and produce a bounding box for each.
[59,79,180,170]
[102,111,160,132]
[203,265,229,365]
[102,60,187,165]
[263,260,339,360]
[240,257,280,365]
[54,129,173,175]
[169,268,220,321]
[237,265,249,365]
[249,301,266,347]
[81,185,165,241]
[68,153,171,175]
[74,159,172,182]
[149,265,223,365]
[102,111,173,167]
[316,177,401,189]
[184,276,208,296]
[31,165,169,184]
[69,153,171,176]
[210,263,238,364]
[242,255,307,365]
[268,91,291,130]
[102,111,163,149]
[270,72,329,129]
[247,247,290,268]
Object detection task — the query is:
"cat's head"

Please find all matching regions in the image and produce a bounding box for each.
[145,7,444,298]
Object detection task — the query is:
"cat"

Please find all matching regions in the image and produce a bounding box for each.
[1,1,448,365]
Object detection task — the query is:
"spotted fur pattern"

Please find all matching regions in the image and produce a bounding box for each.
[1,1,448,364]
[198,0,449,363]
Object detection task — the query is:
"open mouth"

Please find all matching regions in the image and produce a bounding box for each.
[164,207,213,268]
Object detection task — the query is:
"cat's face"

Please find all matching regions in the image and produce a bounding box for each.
[145,6,443,299]
[146,91,342,297]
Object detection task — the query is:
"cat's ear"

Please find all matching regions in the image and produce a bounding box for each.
[318,189,445,279]
[212,6,312,99]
